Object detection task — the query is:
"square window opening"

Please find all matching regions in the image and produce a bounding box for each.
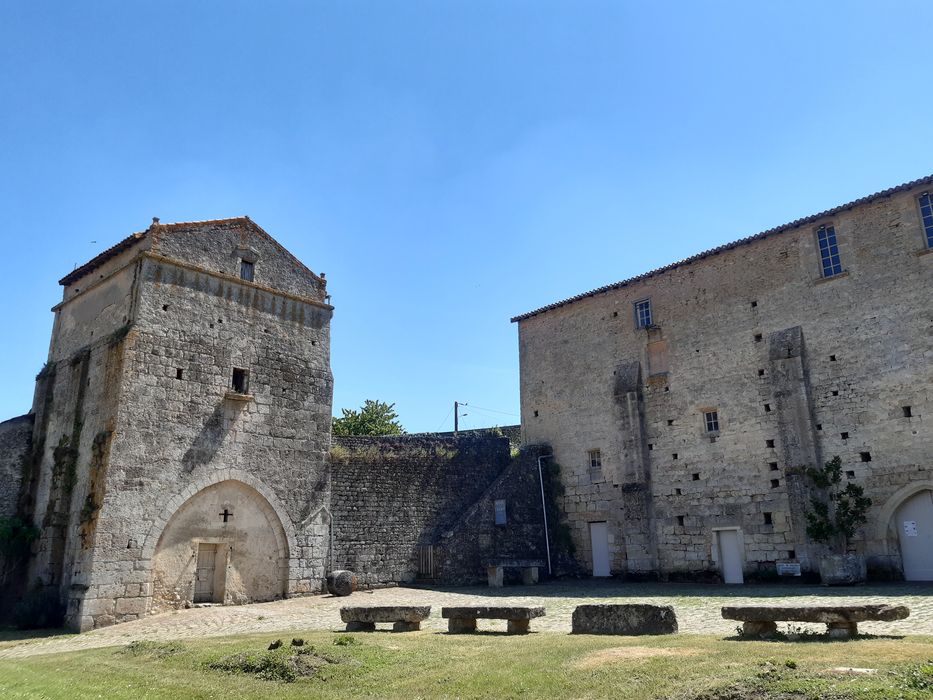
[587,449,602,469]
[763,512,773,525]
[239,259,255,282]
[758,369,765,377]
[816,225,843,278]
[841,431,849,440]
[754,333,763,342]
[860,452,871,462]
[692,472,700,481]
[750,300,758,308]
[769,462,778,471]
[667,419,674,426]
[829,355,837,362]
[676,515,685,526]
[672,453,678,460]
[232,367,250,394]
[704,410,720,433]
[770,479,780,488]
[175,368,184,380]
[764,403,771,413]
[846,470,856,479]
[919,192,933,248]
[766,439,775,448]
[675,488,682,495]
[787,549,796,559]
[903,406,912,418]
[634,298,652,328]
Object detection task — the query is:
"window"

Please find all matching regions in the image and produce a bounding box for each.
[634,298,652,328]
[704,410,719,433]
[232,367,250,394]
[816,225,843,277]
[494,499,507,525]
[239,259,255,282]
[919,193,933,248]
[587,449,602,469]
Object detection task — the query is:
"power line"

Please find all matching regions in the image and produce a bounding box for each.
[435,404,454,432]
[459,403,519,418]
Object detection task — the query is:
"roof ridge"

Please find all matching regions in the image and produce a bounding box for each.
[510,172,933,323]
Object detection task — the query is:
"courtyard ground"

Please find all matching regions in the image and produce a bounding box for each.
[1,579,931,658]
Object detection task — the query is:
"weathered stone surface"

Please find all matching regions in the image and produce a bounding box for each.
[571,604,678,635]
[340,606,430,623]
[441,606,545,620]
[327,571,358,597]
[515,179,933,581]
[722,604,909,623]
[819,554,868,586]
[330,437,549,587]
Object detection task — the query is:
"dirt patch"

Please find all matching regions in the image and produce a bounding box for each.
[573,645,700,669]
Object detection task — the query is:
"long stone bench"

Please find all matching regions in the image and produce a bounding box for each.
[340,605,431,632]
[722,604,910,639]
[442,606,545,634]
[484,559,545,587]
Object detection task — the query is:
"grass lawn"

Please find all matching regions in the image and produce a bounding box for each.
[0,630,930,699]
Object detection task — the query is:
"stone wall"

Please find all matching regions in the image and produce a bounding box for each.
[516,181,932,580]
[0,414,32,520]
[437,445,552,584]
[331,434,547,586]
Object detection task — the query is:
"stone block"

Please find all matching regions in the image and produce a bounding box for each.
[326,570,358,597]
[571,604,678,635]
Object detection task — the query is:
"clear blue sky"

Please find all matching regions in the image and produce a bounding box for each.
[1,1,931,432]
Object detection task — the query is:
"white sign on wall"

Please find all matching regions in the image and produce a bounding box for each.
[903,520,919,537]
[776,562,801,576]
[494,499,507,525]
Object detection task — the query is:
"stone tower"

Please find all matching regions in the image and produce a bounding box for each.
[19,217,333,631]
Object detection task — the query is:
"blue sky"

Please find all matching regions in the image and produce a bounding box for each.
[1,1,931,432]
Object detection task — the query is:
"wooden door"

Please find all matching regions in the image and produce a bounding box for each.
[897,490,933,581]
[194,543,217,603]
[717,530,744,584]
[590,522,611,577]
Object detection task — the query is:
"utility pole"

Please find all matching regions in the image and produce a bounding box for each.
[454,401,459,436]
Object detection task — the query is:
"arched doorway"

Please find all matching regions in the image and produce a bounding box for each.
[896,489,933,581]
[151,480,290,609]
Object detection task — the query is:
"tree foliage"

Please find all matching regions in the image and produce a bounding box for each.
[332,400,405,437]
[0,516,39,586]
[804,456,872,551]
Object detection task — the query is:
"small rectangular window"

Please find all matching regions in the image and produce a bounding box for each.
[587,449,602,468]
[239,260,255,282]
[634,298,652,328]
[494,499,507,525]
[816,225,843,277]
[232,367,250,394]
[704,410,719,433]
[919,193,933,248]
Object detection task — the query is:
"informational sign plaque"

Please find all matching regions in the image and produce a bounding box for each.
[776,562,802,576]
[903,520,919,537]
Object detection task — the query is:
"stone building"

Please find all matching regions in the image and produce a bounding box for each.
[3,217,335,630]
[1,217,548,631]
[513,174,933,583]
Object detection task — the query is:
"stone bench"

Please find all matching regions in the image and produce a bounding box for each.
[484,559,545,587]
[722,604,910,639]
[340,605,431,632]
[442,606,545,634]
[572,604,678,635]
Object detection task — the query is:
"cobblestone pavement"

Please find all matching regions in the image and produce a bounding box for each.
[1,581,931,659]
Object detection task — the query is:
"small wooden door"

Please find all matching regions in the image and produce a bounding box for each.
[194,543,218,603]
[717,530,744,584]
[590,522,611,577]
[897,490,933,581]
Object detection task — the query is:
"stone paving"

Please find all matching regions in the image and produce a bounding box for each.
[1,580,931,659]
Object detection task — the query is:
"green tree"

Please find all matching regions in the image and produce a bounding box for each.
[332,400,405,436]
[804,456,872,551]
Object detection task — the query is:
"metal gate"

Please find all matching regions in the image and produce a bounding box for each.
[416,545,435,580]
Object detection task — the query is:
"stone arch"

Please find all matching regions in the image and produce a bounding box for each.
[142,470,298,610]
[873,480,933,549]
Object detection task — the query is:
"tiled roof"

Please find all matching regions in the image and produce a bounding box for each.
[58,216,321,286]
[59,231,148,286]
[510,173,933,323]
